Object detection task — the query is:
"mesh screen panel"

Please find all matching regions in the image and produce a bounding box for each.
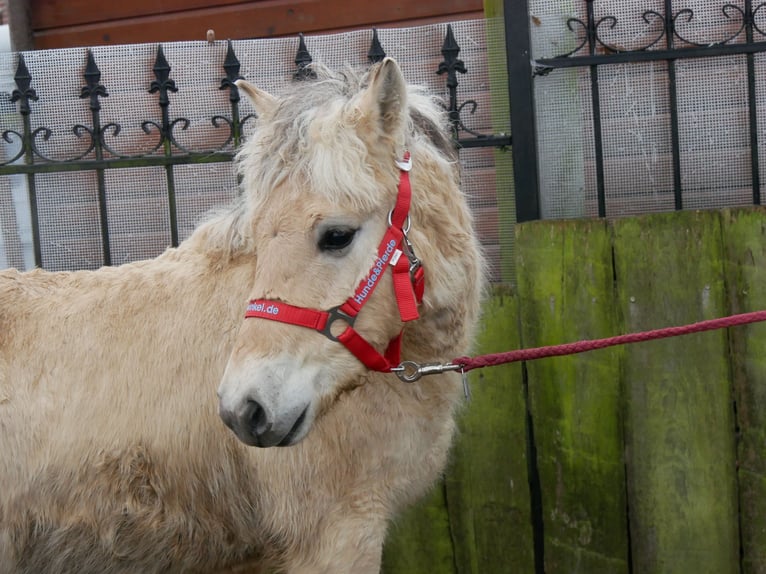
[0,174,29,269]
[530,0,761,218]
[37,171,103,270]
[0,19,516,283]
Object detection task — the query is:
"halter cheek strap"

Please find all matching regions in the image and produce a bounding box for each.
[244,152,425,373]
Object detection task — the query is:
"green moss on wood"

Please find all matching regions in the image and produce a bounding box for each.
[483,0,516,284]
[445,291,534,574]
[382,209,765,573]
[612,210,739,574]
[515,219,629,573]
[383,291,529,573]
[721,207,766,573]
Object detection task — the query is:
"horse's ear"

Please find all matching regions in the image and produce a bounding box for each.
[235,79,278,118]
[360,57,407,142]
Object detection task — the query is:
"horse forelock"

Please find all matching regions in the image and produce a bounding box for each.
[197,64,457,259]
[240,70,377,202]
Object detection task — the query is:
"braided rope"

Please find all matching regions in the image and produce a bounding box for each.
[452,310,766,372]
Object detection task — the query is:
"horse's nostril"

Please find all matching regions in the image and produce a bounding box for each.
[246,399,272,437]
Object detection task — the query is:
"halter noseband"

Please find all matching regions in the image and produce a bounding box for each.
[244,152,425,373]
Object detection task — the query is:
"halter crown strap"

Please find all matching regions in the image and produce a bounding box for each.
[244,152,424,373]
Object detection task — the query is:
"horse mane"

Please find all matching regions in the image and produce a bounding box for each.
[190,63,458,262]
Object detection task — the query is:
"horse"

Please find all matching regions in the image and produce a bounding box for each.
[0,57,483,573]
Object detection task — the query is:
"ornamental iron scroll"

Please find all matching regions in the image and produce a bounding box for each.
[532,0,766,217]
[437,24,511,148]
[1,42,258,266]
[288,26,511,147]
[3,29,508,172]
[535,0,766,73]
[3,44,251,170]
[1,27,510,268]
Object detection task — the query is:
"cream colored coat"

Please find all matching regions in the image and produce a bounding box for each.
[0,59,483,573]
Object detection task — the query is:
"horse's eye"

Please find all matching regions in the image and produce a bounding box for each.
[318,228,357,252]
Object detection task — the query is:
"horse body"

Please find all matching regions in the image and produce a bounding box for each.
[0,59,483,573]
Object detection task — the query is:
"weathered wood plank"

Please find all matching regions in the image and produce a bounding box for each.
[515,219,629,573]
[721,206,766,574]
[382,290,532,573]
[445,289,534,573]
[31,0,483,30]
[612,210,739,574]
[31,0,246,29]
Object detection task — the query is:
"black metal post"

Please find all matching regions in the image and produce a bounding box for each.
[81,49,112,266]
[585,1,608,217]
[10,54,42,267]
[745,0,761,204]
[665,0,684,210]
[505,0,541,222]
[150,45,180,247]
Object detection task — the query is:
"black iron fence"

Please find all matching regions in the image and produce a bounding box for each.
[523,0,766,218]
[3,42,248,268]
[7,0,761,269]
[1,25,509,270]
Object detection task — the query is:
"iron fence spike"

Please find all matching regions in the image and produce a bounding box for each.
[368,28,386,63]
[81,50,109,111]
[294,33,316,81]
[11,53,38,115]
[220,39,244,104]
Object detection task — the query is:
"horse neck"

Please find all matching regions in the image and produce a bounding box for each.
[150,245,253,332]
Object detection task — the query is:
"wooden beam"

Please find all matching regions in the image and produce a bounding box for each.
[445,289,535,573]
[31,0,483,49]
[31,0,246,30]
[8,0,33,50]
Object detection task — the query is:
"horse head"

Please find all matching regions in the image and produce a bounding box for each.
[217,58,480,447]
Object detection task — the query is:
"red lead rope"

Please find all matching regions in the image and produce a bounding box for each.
[452,309,766,373]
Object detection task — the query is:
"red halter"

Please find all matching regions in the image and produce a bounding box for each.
[244,153,425,373]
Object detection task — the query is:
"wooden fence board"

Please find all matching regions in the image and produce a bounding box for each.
[444,290,533,574]
[612,211,739,574]
[516,219,629,573]
[721,206,766,574]
[382,290,530,573]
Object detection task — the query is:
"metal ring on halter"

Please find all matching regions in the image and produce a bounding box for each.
[320,306,356,342]
[387,210,411,234]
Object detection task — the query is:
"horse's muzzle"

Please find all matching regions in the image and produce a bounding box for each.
[219,397,309,448]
